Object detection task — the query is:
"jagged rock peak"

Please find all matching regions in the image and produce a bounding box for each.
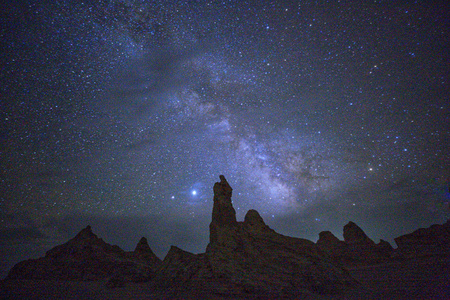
[133,237,162,267]
[163,246,197,265]
[343,221,375,244]
[135,237,151,253]
[73,225,98,240]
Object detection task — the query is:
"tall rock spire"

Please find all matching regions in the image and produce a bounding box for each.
[212,175,236,225]
[209,175,237,244]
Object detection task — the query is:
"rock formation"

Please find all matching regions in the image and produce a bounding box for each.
[133,237,161,266]
[378,239,394,253]
[316,231,347,263]
[344,221,376,245]
[5,175,358,296]
[151,175,357,297]
[317,222,394,267]
[208,176,357,295]
[394,219,450,258]
[6,225,161,283]
[209,175,237,245]
[3,175,450,298]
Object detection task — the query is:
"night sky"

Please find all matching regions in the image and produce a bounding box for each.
[1,0,449,278]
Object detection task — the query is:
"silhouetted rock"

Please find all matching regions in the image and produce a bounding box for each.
[133,237,162,267]
[317,231,347,263]
[6,226,160,285]
[395,220,450,258]
[317,222,394,267]
[344,221,376,245]
[210,175,237,246]
[317,231,342,247]
[44,225,125,261]
[204,176,356,296]
[344,221,384,264]
[145,176,357,297]
[377,239,394,253]
[3,177,450,298]
[135,237,151,253]
[152,246,211,288]
[212,175,235,225]
[244,209,271,232]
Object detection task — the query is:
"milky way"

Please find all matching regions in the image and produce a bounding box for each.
[1,0,449,277]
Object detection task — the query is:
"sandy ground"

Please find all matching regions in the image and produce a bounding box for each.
[1,256,449,299]
[335,256,450,300]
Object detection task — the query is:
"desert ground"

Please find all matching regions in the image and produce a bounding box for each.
[1,255,448,300]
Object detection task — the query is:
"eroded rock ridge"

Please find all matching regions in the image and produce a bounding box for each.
[5,175,449,298]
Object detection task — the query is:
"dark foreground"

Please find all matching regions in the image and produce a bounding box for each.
[1,256,448,300]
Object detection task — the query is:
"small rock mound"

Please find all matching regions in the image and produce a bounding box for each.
[244,209,267,231]
[317,231,342,247]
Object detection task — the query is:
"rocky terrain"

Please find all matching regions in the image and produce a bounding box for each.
[149,175,356,297]
[5,225,161,287]
[316,221,394,267]
[1,175,449,299]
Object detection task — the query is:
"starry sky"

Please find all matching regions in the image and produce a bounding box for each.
[1,0,449,278]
